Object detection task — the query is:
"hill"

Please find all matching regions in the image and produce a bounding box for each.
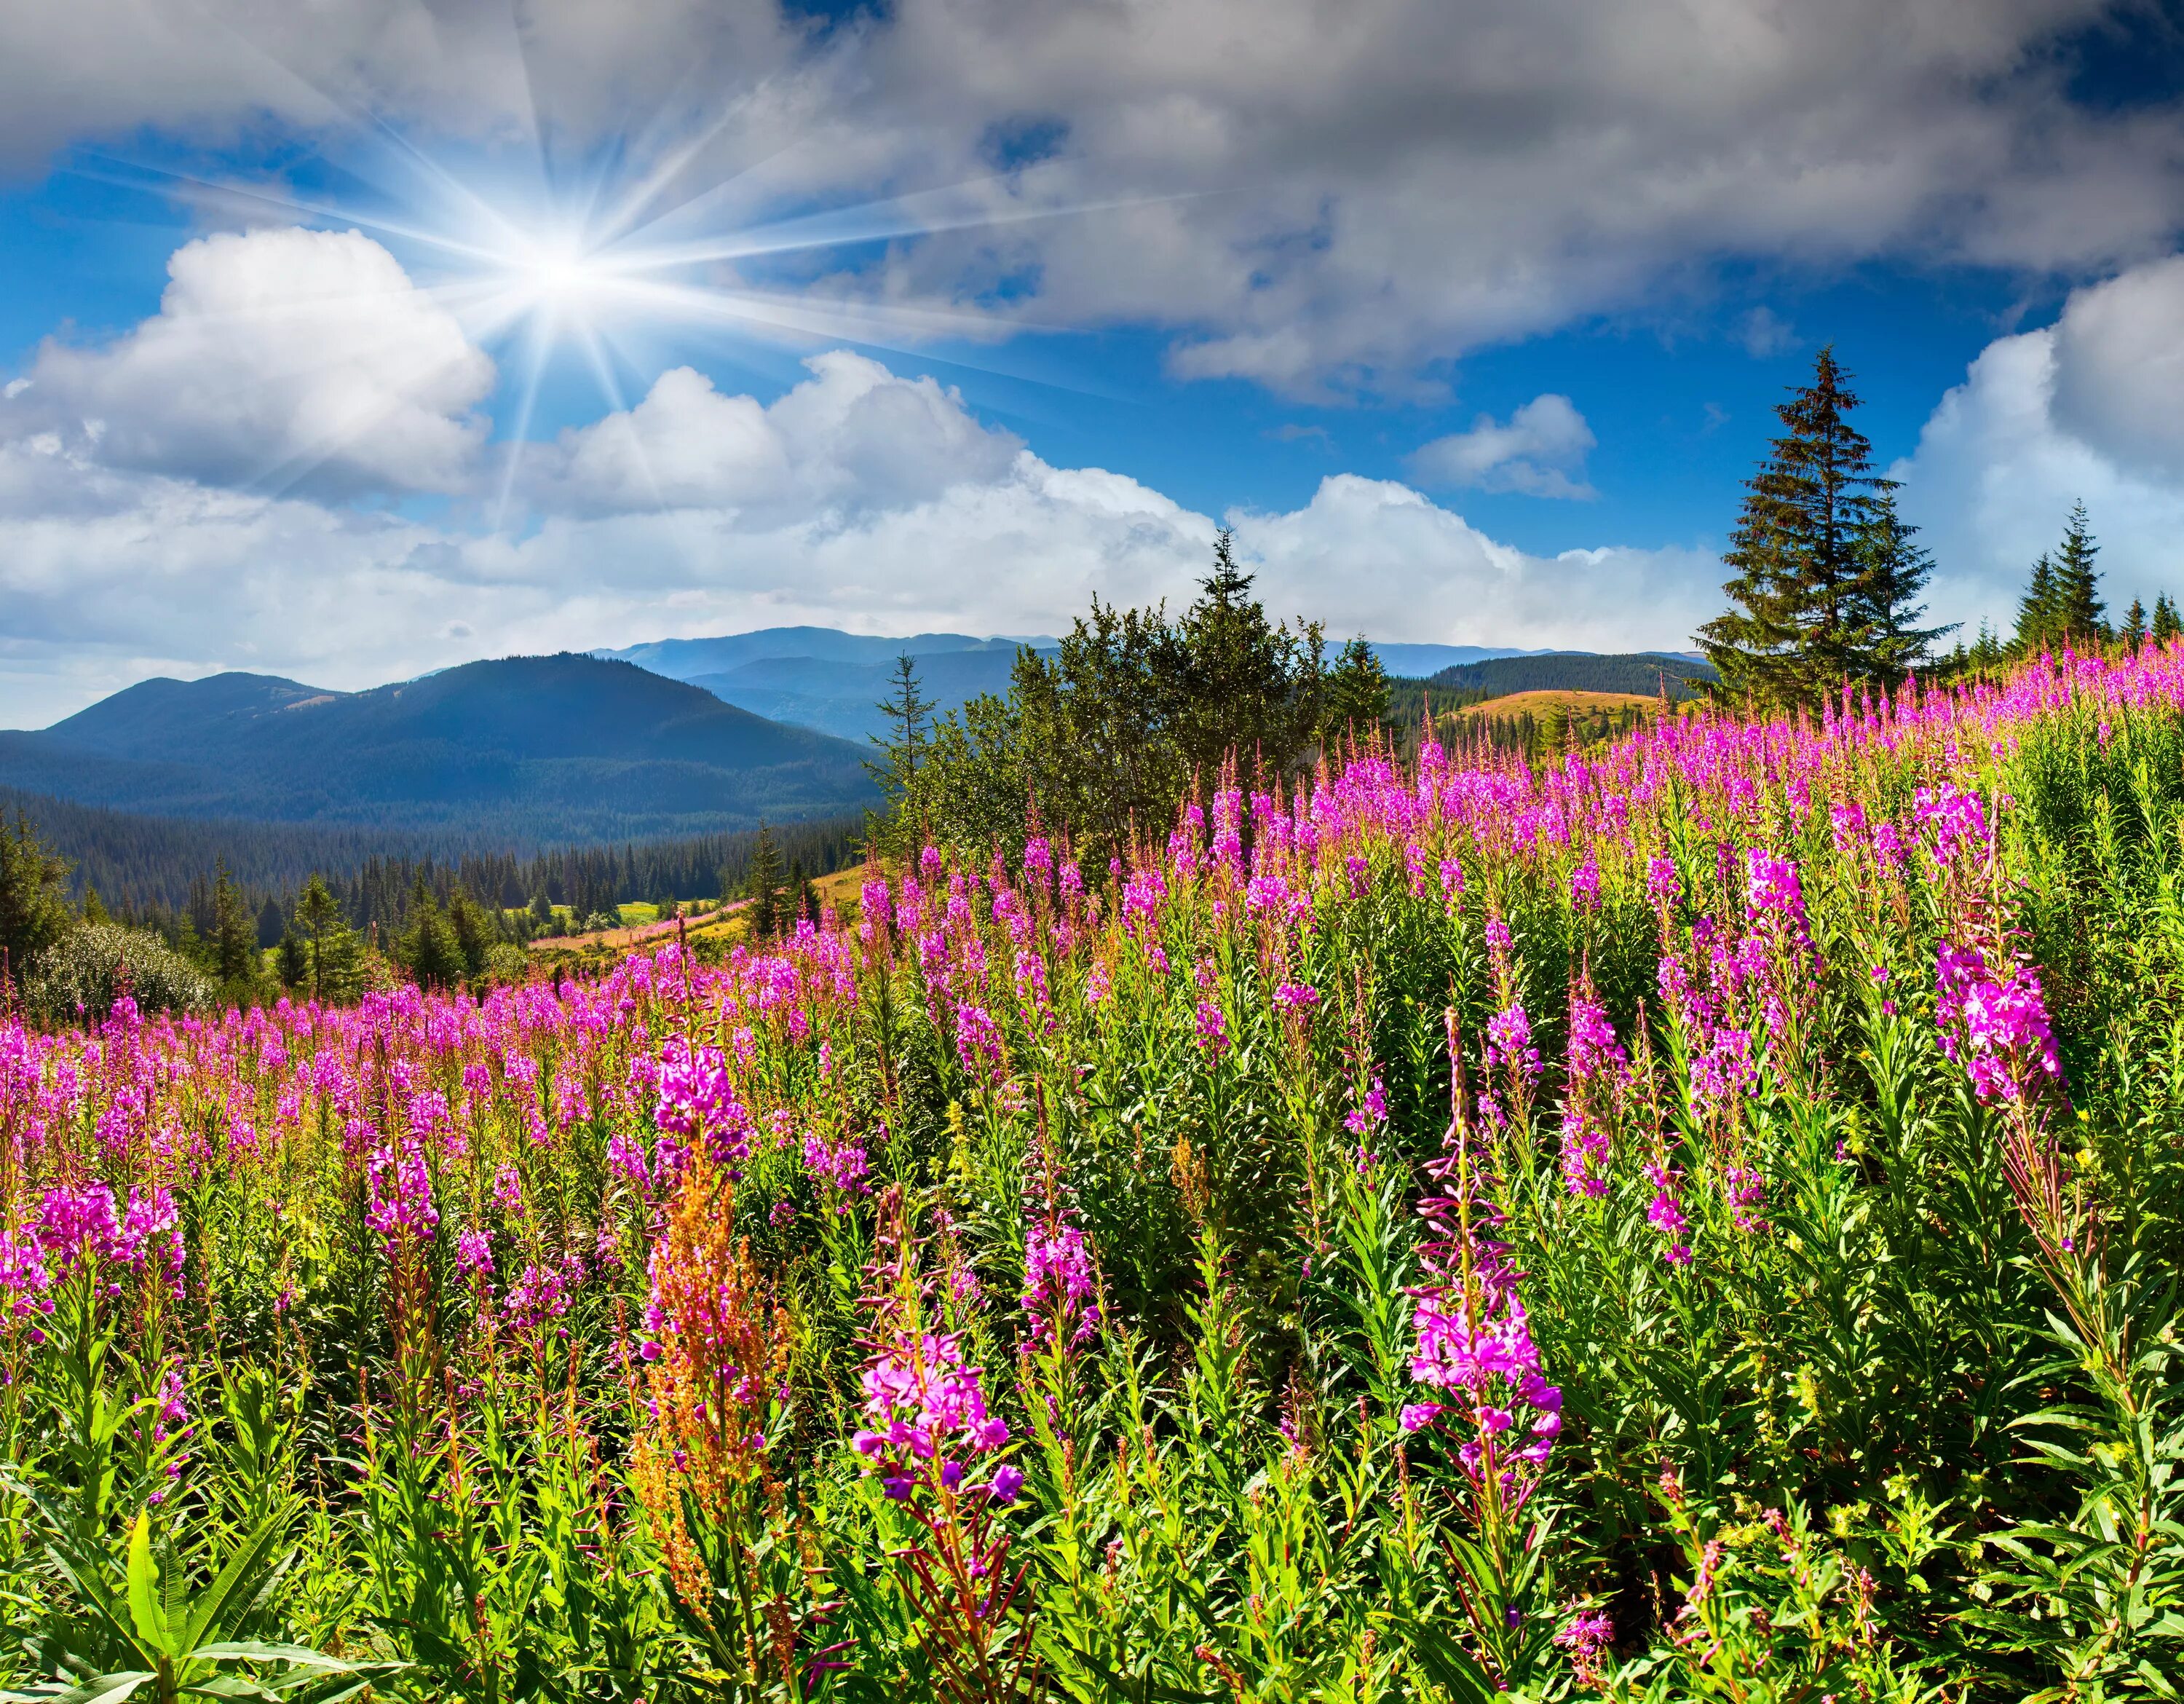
[0,654,879,843]
[1424,651,1717,699]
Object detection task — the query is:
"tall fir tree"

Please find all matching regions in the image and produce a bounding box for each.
[746,823,785,939]
[210,861,258,987]
[1845,488,1952,687]
[1698,347,1896,704]
[2015,554,2060,652]
[2124,598,2148,649]
[2153,593,2181,647]
[1321,636,1393,743]
[868,655,935,802]
[2051,501,2105,645]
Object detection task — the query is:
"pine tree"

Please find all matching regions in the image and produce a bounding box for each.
[1845,488,1952,686]
[80,885,110,926]
[2051,502,2105,646]
[211,861,258,987]
[1321,636,1393,743]
[2154,593,2181,647]
[2124,598,2148,649]
[869,655,935,803]
[2015,554,2060,652]
[1698,347,1893,705]
[747,824,785,939]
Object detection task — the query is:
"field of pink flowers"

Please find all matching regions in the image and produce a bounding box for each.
[0,650,2180,1702]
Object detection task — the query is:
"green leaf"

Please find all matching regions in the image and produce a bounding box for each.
[123,1515,167,1660]
[178,1522,290,1654]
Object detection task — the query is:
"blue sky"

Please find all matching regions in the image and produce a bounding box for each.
[0,0,2180,723]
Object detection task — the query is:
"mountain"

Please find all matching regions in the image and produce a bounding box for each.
[0,654,879,843]
[1425,652,1719,700]
[606,626,1556,745]
[604,627,1042,682]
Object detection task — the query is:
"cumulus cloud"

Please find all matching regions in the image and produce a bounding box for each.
[2049,253,2184,481]
[543,354,1021,518]
[1,3,2178,396]
[1895,253,2184,634]
[0,348,1715,726]
[1407,395,1598,499]
[4,227,493,496]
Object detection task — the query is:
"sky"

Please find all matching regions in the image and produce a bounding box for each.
[1,0,2182,726]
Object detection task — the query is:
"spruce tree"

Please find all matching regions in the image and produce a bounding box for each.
[2154,593,2181,647]
[2015,555,2060,653]
[1698,347,1892,705]
[747,824,785,939]
[2124,598,2148,650]
[2051,502,2105,646]
[1321,636,1393,743]
[211,861,258,988]
[1845,488,1952,686]
[868,655,935,802]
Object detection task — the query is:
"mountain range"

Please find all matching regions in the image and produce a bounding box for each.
[0,654,878,844]
[601,628,1549,745]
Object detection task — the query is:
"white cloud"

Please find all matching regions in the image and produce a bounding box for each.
[0,350,1714,726]
[1,3,2177,397]
[5,228,493,497]
[1407,395,1598,499]
[545,352,1021,518]
[2049,253,2184,481]
[1895,256,2184,634]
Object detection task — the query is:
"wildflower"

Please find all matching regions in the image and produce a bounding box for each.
[1935,941,2062,1105]
[1021,1210,1101,1348]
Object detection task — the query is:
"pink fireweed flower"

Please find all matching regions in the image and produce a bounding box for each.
[456,1227,494,1280]
[1021,1212,1101,1347]
[1559,1111,1611,1199]
[1344,1076,1389,1139]
[365,1142,439,1255]
[1935,941,2064,1105]
[1569,853,1602,912]
[1642,1164,1693,1264]
[1723,1165,1767,1233]
[653,1038,754,1164]
[1194,1000,1230,1060]
[1646,855,1682,908]
[1484,1004,1542,1084]
[1555,1608,1614,1688]
[803,1129,871,1196]
[954,1002,1005,1076]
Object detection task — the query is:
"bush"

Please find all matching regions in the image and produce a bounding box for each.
[21,921,209,1022]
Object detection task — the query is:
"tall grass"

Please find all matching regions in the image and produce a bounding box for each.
[0,647,2180,1700]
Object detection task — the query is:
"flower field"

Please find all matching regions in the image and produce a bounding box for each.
[2,651,2183,1702]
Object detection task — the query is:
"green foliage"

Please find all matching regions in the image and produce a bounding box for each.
[1700,347,1945,704]
[20,924,209,1022]
[885,530,1329,861]
[0,811,73,986]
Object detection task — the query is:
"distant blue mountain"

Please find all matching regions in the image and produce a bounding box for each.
[0,654,877,842]
[609,627,1557,744]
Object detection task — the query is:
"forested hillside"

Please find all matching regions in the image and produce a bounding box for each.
[0,654,876,840]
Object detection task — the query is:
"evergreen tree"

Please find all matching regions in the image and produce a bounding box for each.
[529,890,555,933]
[868,655,935,803]
[1698,347,1894,705]
[2154,593,2182,647]
[210,861,258,987]
[2124,598,2148,649]
[2051,501,2105,646]
[80,885,110,926]
[1322,636,1393,742]
[1167,529,1326,778]
[2015,555,2060,652]
[256,895,286,950]
[1845,489,1952,685]
[746,824,786,939]
[399,879,466,990]
[0,810,73,985]
[275,930,309,988]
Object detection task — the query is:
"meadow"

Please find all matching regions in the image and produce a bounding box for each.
[0,646,2180,1702]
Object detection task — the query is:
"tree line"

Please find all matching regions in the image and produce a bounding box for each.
[865,530,1394,864]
